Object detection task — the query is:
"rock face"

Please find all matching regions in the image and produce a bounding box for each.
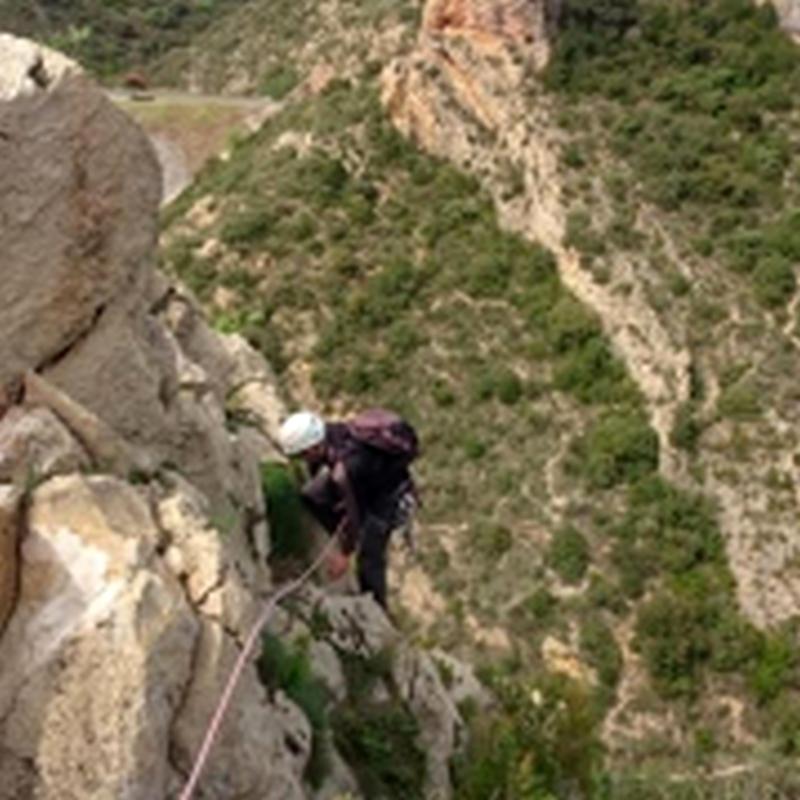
[0,476,197,800]
[0,34,465,800]
[0,50,160,393]
[424,0,560,67]
[769,0,800,35]
[383,0,691,474]
[0,33,76,101]
[0,35,299,800]
[0,35,252,509]
[384,0,800,630]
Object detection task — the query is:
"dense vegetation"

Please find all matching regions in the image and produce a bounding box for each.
[163,80,651,649]
[149,0,420,94]
[0,0,240,76]
[156,0,800,791]
[258,632,331,787]
[333,649,426,799]
[549,0,800,310]
[162,72,800,793]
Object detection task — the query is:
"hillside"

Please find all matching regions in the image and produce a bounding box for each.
[0,0,241,77]
[3,0,800,797]
[156,0,800,796]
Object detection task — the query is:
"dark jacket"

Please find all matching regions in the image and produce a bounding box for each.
[300,422,412,554]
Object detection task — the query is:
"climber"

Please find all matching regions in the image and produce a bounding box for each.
[278,409,419,609]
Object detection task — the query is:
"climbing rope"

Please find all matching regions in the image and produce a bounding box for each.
[178,536,338,800]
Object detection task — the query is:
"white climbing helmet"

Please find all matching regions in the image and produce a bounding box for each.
[279,411,326,456]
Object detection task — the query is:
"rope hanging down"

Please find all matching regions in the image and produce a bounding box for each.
[178,536,338,800]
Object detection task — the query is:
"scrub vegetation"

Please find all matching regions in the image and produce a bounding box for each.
[162,70,800,794]
[548,0,800,311]
[1,0,241,76]
[155,0,800,794]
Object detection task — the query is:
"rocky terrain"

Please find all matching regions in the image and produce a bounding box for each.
[0,34,467,800]
[3,0,800,797]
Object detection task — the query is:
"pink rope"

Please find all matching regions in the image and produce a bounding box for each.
[178,537,337,800]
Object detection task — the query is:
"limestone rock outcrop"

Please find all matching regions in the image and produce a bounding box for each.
[0,34,468,799]
[384,0,800,629]
[0,34,274,511]
[0,475,197,800]
[0,35,300,800]
[770,0,800,36]
[383,0,691,473]
[424,0,560,67]
[0,32,77,101]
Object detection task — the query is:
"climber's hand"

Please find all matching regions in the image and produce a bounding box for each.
[326,548,350,580]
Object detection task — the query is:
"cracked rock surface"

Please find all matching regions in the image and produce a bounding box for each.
[0,33,467,800]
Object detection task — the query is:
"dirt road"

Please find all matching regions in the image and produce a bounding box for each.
[109,90,280,205]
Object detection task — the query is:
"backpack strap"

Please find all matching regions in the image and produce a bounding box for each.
[330,458,361,555]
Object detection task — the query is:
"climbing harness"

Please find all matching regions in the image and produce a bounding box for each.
[178,536,338,800]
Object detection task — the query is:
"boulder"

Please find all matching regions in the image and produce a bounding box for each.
[393,647,463,800]
[0,33,77,101]
[170,619,305,800]
[316,592,400,657]
[0,36,160,388]
[0,406,89,484]
[0,475,197,800]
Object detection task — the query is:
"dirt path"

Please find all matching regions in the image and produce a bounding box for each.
[109,90,280,205]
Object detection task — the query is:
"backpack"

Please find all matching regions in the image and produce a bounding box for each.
[345,408,420,467]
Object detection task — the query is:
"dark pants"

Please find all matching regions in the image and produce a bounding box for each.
[301,489,394,608]
[357,514,393,609]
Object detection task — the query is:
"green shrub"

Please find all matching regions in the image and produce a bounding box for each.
[749,632,797,704]
[570,412,659,489]
[671,402,703,453]
[453,673,604,799]
[633,566,757,701]
[462,435,488,461]
[617,477,723,577]
[220,207,275,252]
[634,585,716,699]
[586,573,629,615]
[547,0,800,309]
[717,381,762,421]
[753,256,796,308]
[471,367,524,405]
[261,463,312,560]
[260,64,300,99]
[11,0,243,76]
[257,633,331,787]
[474,522,514,560]
[545,296,599,353]
[547,525,590,585]
[554,337,634,405]
[563,142,587,169]
[332,704,425,799]
[525,588,559,623]
[580,615,623,690]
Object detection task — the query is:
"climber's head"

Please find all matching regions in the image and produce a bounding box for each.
[278,411,326,459]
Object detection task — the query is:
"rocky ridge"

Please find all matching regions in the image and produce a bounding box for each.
[0,35,464,800]
[768,0,800,36]
[383,0,800,629]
